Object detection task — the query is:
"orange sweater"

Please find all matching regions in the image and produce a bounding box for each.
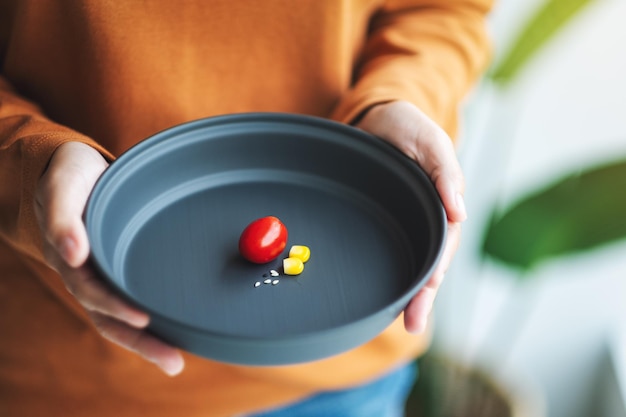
[0,1,492,416]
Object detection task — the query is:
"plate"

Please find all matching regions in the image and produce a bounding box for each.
[85,113,446,365]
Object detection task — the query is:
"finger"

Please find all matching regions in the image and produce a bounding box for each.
[58,260,150,328]
[404,285,438,334]
[35,142,108,268]
[404,221,461,333]
[89,311,185,376]
[429,221,462,288]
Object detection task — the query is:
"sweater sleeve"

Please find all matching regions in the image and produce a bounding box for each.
[0,76,114,263]
[331,0,493,137]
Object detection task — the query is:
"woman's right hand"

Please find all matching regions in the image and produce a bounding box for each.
[34,141,185,376]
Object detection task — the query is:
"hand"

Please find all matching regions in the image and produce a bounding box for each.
[34,141,185,376]
[355,101,467,334]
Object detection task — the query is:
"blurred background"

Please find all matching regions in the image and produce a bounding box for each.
[408,0,626,416]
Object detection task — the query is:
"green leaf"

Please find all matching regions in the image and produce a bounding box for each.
[489,0,596,85]
[481,158,626,271]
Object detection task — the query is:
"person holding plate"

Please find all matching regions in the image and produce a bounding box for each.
[0,1,492,416]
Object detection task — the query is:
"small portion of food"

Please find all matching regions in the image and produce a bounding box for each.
[239,216,288,264]
[288,245,310,263]
[283,257,304,276]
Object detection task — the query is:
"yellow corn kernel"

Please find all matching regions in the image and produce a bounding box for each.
[288,245,310,263]
[283,257,304,276]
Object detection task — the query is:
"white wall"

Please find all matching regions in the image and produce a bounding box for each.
[433,1,626,416]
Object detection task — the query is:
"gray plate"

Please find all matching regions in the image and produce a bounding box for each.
[85,113,446,365]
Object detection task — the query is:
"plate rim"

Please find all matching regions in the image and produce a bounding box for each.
[85,112,447,344]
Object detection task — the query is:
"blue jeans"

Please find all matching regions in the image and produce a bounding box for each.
[248,362,417,417]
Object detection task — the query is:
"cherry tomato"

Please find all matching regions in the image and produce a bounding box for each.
[238,216,288,264]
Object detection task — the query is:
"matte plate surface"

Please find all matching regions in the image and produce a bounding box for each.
[85,113,446,365]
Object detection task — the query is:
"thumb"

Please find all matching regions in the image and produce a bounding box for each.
[429,152,467,224]
[406,112,467,223]
[36,142,109,268]
[357,101,467,223]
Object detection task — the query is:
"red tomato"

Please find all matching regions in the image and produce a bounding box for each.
[238,216,288,264]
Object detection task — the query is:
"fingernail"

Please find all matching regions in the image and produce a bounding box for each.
[411,319,428,335]
[125,312,150,328]
[60,236,77,264]
[455,193,467,221]
[159,356,185,377]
